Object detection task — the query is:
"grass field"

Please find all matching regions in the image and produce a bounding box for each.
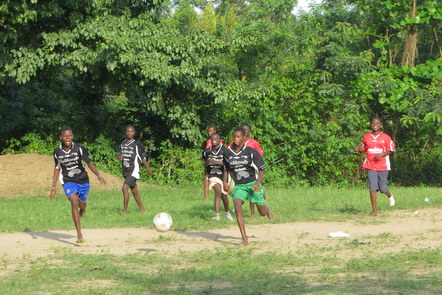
[0,186,440,232]
[1,186,441,294]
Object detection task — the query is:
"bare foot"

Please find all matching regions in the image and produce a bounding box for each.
[239,240,249,246]
[76,234,84,244]
[140,208,146,213]
[79,209,86,218]
[122,210,127,214]
[267,208,274,221]
[370,211,378,217]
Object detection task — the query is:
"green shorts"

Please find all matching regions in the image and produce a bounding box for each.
[232,181,265,206]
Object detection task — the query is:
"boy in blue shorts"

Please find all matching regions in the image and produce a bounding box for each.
[223,127,274,246]
[49,127,106,243]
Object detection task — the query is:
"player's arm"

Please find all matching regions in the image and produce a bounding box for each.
[49,167,60,200]
[222,170,231,194]
[118,145,123,161]
[87,162,107,184]
[375,151,392,160]
[81,146,107,184]
[142,159,153,176]
[251,149,265,193]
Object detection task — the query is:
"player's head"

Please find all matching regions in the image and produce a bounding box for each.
[207,125,217,137]
[59,126,74,148]
[125,125,135,139]
[210,133,222,148]
[241,124,252,137]
[233,126,246,146]
[370,117,382,132]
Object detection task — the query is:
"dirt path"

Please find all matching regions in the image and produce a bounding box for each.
[1,209,440,264]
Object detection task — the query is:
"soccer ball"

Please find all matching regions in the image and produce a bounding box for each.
[153,212,173,232]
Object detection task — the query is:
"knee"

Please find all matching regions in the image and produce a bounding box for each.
[379,186,389,194]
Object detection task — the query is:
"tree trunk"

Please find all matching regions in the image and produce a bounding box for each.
[401,0,418,67]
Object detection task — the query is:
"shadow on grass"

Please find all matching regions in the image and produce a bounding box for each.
[338,206,362,214]
[174,229,241,245]
[25,231,80,247]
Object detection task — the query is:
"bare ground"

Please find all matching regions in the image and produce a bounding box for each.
[0,153,123,197]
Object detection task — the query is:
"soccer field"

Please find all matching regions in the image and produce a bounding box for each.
[0,186,441,294]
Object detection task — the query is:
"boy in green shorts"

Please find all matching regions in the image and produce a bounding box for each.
[223,127,274,246]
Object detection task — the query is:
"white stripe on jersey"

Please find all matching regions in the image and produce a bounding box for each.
[132,145,141,179]
[250,152,259,180]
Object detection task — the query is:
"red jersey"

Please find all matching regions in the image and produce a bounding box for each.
[205,139,223,149]
[228,138,263,156]
[360,132,395,171]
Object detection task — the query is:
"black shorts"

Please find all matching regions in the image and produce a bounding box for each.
[124,176,138,187]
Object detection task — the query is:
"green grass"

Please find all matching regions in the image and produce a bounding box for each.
[1,185,441,294]
[1,246,441,294]
[0,186,441,232]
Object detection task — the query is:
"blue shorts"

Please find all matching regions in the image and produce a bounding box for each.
[62,182,90,202]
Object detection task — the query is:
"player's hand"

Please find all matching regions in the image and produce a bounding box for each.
[118,155,123,161]
[375,154,383,160]
[147,168,153,176]
[223,182,231,195]
[252,183,260,193]
[98,176,107,185]
[354,146,362,152]
[49,188,57,200]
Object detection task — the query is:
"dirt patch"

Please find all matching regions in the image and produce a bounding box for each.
[0,208,440,264]
[0,153,123,197]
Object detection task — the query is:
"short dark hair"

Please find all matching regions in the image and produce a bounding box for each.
[207,125,217,130]
[211,133,221,139]
[126,124,135,131]
[241,123,251,131]
[233,126,246,135]
[371,117,382,124]
[60,126,73,136]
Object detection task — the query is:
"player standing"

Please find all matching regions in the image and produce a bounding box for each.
[118,125,153,214]
[49,127,106,243]
[203,125,220,200]
[223,127,274,246]
[202,133,234,221]
[354,118,396,216]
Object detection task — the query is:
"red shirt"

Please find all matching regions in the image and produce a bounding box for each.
[205,139,223,149]
[361,132,395,171]
[228,138,264,156]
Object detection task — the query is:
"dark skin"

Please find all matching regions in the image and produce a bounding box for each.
[119,126,153,214]
[49,130,106,243]
[242,125,258,217]
[205,134,229,215]
[354,118,393,217]
[203,127,217,200]
[223,130,274,246]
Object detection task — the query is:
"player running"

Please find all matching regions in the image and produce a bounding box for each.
[223,127,274,246]
[49,127,106,243]
[202,133,234,221]
[354,118,396,216]
[229,124,264,217]
[118,125,153,214]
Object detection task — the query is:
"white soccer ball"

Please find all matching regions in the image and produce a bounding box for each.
[153,212,173,232]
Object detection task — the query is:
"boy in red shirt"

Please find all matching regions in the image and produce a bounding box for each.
[354,118,396,216]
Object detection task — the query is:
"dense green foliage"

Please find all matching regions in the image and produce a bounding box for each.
[1,0,441,186]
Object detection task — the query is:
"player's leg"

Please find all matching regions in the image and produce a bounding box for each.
[367,170,379,216]
[212,183,222,220]
[67,193,83,242]
[378,171,395,206]
[130,185,146,212]
[249,202,255,218]
[234,198,248,246]
[221,193,233,221]
[251,184,274,220]
[122,183,130,214]
[204,176,209,200]
[78,183,89,218]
